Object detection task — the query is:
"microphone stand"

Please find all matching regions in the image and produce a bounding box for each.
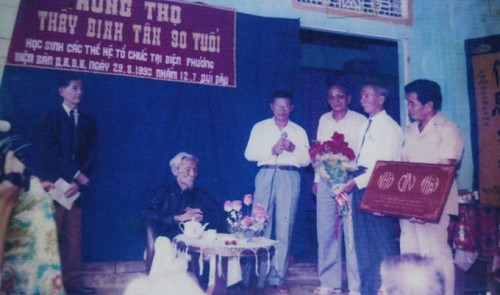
[267,132,287,223]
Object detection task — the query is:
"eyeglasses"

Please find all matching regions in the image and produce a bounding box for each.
[272,104,292,111]
[328,94,347,100]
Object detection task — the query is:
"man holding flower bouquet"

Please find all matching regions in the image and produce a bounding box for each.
[244,90,310,292]
[312,83,367,295]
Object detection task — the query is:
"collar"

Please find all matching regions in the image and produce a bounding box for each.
[369,110,387,122]
[62,103,78,116]
[410,112,446,134]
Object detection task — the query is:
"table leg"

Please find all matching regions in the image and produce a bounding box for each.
[213,255,229,295]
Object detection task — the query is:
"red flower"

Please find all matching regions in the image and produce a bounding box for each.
[331,132,345,142]
[309,131,355,160]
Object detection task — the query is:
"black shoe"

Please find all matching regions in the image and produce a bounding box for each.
[66,286,96,294]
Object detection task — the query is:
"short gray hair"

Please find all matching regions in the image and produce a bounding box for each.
[169,152,198,170]
[380,254,444,295]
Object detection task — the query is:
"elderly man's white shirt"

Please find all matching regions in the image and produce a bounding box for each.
[354,110,403,189]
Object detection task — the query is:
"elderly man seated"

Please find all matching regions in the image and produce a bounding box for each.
[142,152,235,293]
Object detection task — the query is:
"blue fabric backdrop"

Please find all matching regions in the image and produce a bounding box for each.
[0,13,303,261]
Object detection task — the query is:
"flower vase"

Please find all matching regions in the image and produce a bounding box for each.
[231,229,260,243]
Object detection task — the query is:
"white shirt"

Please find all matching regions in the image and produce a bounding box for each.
[401,112,464,215]
[62,103,78,125]
[354,110,403,189]
[315,109,367,182]
[244,118,310,167]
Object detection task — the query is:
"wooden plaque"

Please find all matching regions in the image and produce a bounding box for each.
[359,161,456,223]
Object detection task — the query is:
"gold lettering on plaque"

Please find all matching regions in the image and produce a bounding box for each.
[397,172,416,192]
[377,172,394,190]
[420,175,439,195]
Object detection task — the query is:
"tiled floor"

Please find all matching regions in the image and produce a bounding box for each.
[80,259,495,295]
[79,210,496,294]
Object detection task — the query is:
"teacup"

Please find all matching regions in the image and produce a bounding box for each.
[203,229,217,240]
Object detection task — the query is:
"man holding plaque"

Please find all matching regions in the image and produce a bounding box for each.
[400,79,464,295]
[344,82,403,295]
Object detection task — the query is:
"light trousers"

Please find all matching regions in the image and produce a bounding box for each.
[400,215,454,295]
[253,168,300,286]
[317,180,360,292]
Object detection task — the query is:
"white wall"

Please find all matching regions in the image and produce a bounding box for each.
[1,0,498,189]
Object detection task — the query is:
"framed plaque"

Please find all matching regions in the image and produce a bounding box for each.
[359,161,456,223]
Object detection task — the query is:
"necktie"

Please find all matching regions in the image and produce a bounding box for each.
[69,110,76,127]
[70,110,77,160]
[356,119,372,163]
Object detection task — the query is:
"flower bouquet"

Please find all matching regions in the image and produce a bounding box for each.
[224,194,268,241]
[309,132,357,217]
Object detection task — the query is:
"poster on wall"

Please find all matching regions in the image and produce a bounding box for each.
[465,34,500,207]
[6,0,236,87]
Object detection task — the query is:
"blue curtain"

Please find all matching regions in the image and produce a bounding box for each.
[0,13,301,261]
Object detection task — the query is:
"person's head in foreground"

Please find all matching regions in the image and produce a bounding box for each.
[379,253,445,295]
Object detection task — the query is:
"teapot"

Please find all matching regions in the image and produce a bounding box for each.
[179,218,209,239]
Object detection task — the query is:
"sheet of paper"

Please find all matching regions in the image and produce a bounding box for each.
[48,178,80,210]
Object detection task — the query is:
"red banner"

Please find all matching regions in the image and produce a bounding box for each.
[7,0,236,87]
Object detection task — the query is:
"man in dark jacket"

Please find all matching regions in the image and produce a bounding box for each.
[37,74,97,294]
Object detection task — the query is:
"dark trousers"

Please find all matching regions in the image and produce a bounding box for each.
[55,205,82,289]
[351,188,399,295]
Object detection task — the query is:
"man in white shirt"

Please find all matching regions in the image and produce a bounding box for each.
[244,90,310,292]
[400,79,464,295]
[344,82,403,295]
[313,83,366,295]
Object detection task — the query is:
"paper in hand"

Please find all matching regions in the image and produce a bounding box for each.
[48,178,80,210]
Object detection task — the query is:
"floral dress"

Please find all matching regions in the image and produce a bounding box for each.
[1,178,65,295]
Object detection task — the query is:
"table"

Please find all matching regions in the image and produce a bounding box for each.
[174,233,276,295]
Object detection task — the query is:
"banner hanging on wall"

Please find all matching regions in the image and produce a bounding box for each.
[6,0,236,87]
[465,34,500,207]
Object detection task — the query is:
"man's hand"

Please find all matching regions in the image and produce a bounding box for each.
[282,139,295,152]
[344,179,356,193]
[40,181,55,192]
[175,207,203,222]
[272,138,295,155]
[75,172,90,187]
[409,217,425,224]
[272,139,286,155]
[312,182,318,195]
[64,181,80,198]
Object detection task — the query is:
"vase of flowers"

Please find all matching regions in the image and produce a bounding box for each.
[224,194,268,242]
[309,132,357,216]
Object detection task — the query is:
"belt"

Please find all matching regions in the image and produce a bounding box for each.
[260,165,299,171]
